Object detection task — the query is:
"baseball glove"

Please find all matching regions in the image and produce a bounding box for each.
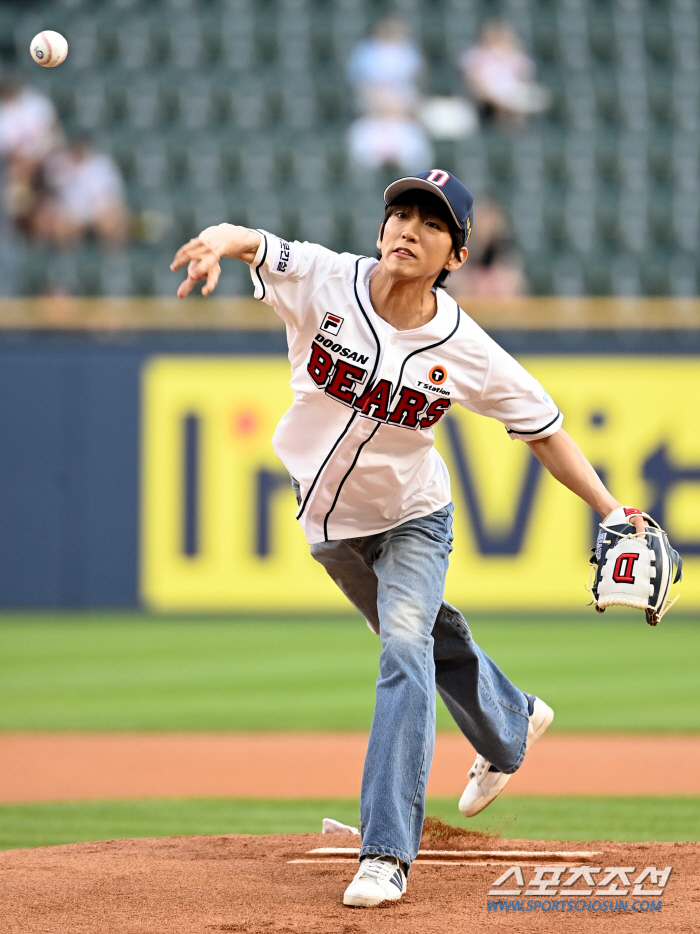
[589,506,683,626]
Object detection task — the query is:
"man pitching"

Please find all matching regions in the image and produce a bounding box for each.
[172,170,645,908]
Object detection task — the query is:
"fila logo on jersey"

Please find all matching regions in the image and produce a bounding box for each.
[307,339,450,430]
[612,553,640,584]
[320,313,344,336]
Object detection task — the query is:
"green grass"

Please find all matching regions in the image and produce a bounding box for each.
[0,613,698,732]
[0,796,698,851]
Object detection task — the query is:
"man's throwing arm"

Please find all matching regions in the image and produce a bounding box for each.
[171,224,262,298]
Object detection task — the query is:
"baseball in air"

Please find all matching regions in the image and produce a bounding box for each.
[30,31,68,68]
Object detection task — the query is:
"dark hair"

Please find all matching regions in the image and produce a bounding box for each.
[377,188,465,288]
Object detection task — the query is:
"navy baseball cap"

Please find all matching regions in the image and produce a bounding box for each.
[384,170,474,242]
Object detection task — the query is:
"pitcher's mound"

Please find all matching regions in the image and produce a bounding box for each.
[0,830,696,933]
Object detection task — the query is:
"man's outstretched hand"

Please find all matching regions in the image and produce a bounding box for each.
[170,225,262,298]
[171,238,222,298]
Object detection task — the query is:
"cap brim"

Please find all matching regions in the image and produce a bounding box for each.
[383,176,461,230]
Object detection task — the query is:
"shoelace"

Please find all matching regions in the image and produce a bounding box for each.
[358,857,399,882]
[468,754,494,785]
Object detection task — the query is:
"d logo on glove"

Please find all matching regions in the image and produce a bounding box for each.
[612,553,640,584]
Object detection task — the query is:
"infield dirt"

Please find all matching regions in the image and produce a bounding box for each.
[1,825,697,934]
[3,733,700,800]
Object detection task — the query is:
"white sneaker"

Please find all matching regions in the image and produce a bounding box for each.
[343,855,407,908]
[458,694,554,818]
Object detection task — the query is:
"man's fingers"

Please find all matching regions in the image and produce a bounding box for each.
[630,515,646,537]
[171,247,207,272]
[171,238,215,271]
[177,275,197,299]
[201,262,221,296]
[171,240,199,271]
[176,257,221,299]
[172,238,222,297]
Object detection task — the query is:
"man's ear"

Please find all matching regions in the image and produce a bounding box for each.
[444,245,468,272]
[376,222,385,252]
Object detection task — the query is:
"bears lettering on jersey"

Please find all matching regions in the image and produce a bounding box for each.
[326,360,367,404]
[420,397,451,427]
[387,387,429,428]
[355,379,392,420]
[306,338,451,430]
[307,341,333,386]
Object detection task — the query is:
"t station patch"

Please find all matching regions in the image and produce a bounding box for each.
[429,365,448,385]
[320,313,344,336]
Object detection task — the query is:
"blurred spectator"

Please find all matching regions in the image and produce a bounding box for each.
[348,17,424,115]
[460,21,550,127]
[348,89,433,173]
[34,137,129,246]
[0,76,62,234]
[445,196,527,297]
[0,76,60,163]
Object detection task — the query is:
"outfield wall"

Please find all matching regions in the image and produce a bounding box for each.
[1,298,699,610]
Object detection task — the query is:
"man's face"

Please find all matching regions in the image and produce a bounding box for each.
[377,205,467,282]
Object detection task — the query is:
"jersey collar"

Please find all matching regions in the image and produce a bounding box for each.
[359,257,456,341]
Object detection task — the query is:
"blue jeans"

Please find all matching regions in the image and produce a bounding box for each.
[309,503,529,870]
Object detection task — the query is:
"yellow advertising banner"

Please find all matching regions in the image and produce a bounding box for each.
[141,356,698,612]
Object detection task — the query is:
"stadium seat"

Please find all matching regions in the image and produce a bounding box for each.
[239,140,278,192]
[279,76,317,131]
[115,16,156,72]
[230,77,267,131]
[124,77,165,130]
[72,77,110,130]
[177,77,216,131]
[100,250,134,296]
[133,139,170,191]
[6,0,700,296]
[185,137,224,191]
[297,195,336,246]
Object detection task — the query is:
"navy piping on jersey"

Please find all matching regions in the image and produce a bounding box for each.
[320,289,462,539]
[506,410,561,437]
[296,411,357,520]
[390,295,462,402]
[253,231,268,301]
[296,257,382,523]
[322,423,381,541]
[352,256,382,388]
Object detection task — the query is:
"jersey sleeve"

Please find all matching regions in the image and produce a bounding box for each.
[466,335,563,441]
[248,230,341,330]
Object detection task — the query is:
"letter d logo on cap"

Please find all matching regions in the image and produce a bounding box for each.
[426,170,450,187]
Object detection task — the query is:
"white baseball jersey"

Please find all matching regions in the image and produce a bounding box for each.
[248,231,563,545]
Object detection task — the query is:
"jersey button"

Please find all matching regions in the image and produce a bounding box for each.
[387,365,394,373]
[390,336,397,345]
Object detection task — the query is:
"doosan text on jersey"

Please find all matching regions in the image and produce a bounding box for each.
[250,232,562,545]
